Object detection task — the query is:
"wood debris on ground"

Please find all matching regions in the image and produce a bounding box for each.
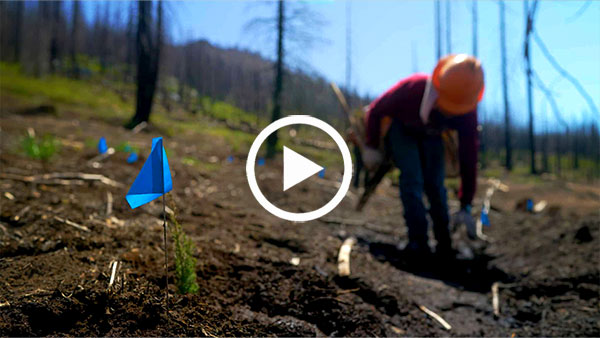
[54,216,91,232]
[492,282,500,317]
[418,304,452,331]
[337,237,356,277]
[0,172,123,188]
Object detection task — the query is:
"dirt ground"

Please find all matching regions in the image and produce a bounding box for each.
[1,107,599,336]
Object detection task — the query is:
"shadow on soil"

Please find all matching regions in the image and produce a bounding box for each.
[366,241,513,293]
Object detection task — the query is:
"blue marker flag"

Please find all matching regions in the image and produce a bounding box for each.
[318,168,325,178]
[481,210,490,227]
[257,157,265,166]
[526,199,533,212]
[98,137,108,154]
[227,155,234,163]
[127,152,138,164]
[126,137,172,209]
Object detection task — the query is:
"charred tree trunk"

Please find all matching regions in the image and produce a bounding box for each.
[542,124,549,173]
[445,0,451,54]
[125,2,136,82]
[14,1,23,63]
[542,104,549,173]
[472,0,478,57]
[573,125,580,170]
[70,1,80,78]
[49,1,61,73]
[473,0,484,168]
[100,3,110,73]
[435,0,441,60]
[500,0,512,171]
[594,124,600,178]
[556,132,561,177]
[127,1,162,129]
[345,0,351,92]
[36,1,52,77]
[266,0,285,159]
[524,0,538,174]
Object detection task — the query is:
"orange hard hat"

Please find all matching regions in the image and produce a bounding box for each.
[432,54,484,116]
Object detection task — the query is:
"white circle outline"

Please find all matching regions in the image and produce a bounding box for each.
[246,115,353,222]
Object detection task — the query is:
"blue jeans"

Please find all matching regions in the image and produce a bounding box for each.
[385,120,451,248]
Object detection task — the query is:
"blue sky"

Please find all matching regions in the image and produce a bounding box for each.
[85,1,599,130]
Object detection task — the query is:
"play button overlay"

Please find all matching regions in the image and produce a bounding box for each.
[283,146,323,191]
[246,115,353,222]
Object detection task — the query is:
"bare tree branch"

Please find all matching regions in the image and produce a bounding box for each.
[532,69,568,128]
[532,31,599,117]
[566,0,592,23]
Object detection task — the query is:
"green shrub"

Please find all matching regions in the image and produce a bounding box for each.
[170,214,199,295]
[22,133,60,162]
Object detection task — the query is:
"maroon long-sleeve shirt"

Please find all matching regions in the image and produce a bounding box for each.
[365,73,478,207]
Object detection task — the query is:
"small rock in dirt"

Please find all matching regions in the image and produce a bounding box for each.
[41,240,60,252]
[574,226,593,243]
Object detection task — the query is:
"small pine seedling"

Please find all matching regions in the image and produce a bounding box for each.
[22,132,60,162]
[170,213,199,294]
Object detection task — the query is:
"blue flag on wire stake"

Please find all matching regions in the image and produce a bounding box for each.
[126,137,172,209]
[98,137,108,154]
[481,210,490,227]
[526,199,533,212]
[127,152,138,164]
[318,168,326,178]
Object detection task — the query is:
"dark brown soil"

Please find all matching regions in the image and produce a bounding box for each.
[1,108,599,336]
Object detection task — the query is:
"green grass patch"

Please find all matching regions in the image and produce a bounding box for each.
[182,156,221,172]
[207,127,255,153]
[199,96,265,127]
[0,62,130,120]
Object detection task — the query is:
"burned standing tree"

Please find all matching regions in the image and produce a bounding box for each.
[345,0,352,109]
[473,0,484,168]
[524,0,539,175]
[125,2,137,82]
[541,100,549,173]
[14,1,23,63]
[245,0,325,158]
[435,0,441,59]
[533,70,568,177]
[445,0,451,54]
[127,1,162,129]
[533,32,599,119]
[35,1,52,77]
[99,3,110,73]
[529,1,599,175]
[70,1,81,78]
[499,0,512,171]
[49,1,62,73]
[266,0,285,159]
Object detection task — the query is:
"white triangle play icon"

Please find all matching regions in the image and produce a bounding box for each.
[283,146,324,191]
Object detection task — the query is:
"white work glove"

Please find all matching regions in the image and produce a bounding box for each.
[362,146,383,172]
[452,207,477,240]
